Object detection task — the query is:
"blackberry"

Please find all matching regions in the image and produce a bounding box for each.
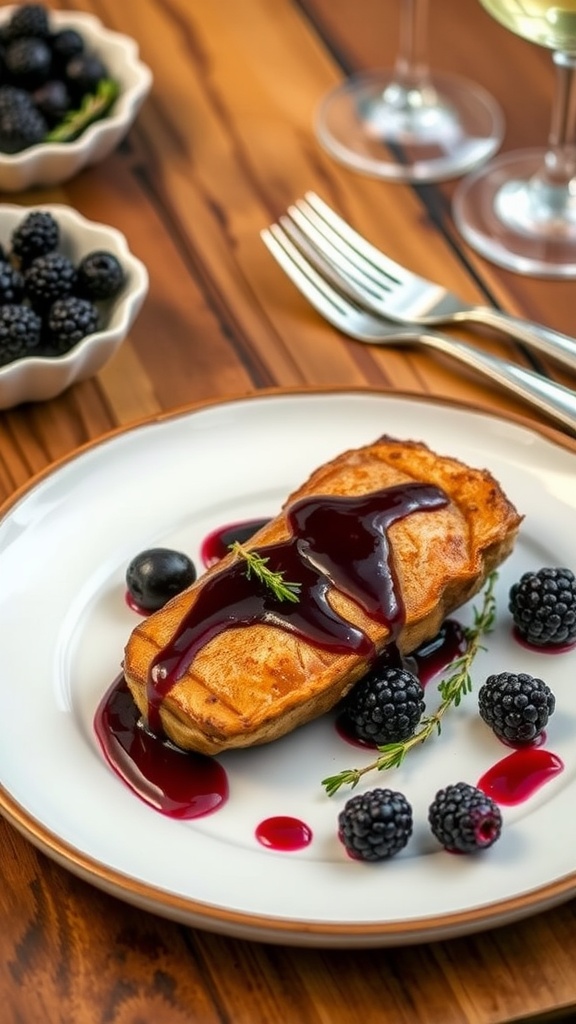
[0,84,47,152]
[11,209,59,266]
[0,259,24,304]
[478,671,555,745]
[4,5,50,43]
[338,788,413,861]
[5,37,52,89]
[76,250,125,300]
[24,251,77,310]
[0,303,42,365]
[428,782,502,854]
[509,567,576,648]
[46,296,99,353]
[344,664,425,745]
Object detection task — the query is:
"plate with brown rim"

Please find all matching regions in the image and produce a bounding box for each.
[0,388,575,948]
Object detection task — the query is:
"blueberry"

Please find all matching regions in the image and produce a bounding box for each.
[50,29,85,69]
[33,79,72,126]
[76,250,125,300]
[65,53,108,101]
[126,548,197,612]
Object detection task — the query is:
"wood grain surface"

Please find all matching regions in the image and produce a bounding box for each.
[0,1,575,1021]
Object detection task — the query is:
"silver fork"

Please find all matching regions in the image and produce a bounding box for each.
[283,192,576,376]
[261,222,576,434]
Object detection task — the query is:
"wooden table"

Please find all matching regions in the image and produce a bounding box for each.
[1,1,575,1021]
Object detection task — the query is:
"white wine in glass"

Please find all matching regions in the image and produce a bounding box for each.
[314,0,504,183]
[453,0,576,276]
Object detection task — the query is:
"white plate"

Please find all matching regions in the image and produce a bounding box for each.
[1,389,576,949]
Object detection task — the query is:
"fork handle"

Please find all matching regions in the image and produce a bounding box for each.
[460,308,576,375]
[421,332,576,434]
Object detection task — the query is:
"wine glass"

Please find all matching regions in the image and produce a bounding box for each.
[453,1,576,277]
[314,0,504,182]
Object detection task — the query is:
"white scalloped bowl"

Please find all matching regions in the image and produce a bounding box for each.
[0,8,153,191]
[0,204,149,408]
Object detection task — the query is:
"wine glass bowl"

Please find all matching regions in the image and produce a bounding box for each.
[453,1,576,277]
[478,0,576,49]
[314,0,504,183]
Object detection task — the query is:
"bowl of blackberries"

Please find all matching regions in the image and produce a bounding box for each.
[0,204,148,407]
[0,3,152,190]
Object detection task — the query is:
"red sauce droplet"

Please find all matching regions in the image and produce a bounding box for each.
[255,816,313,851]
[511,626,576,655]
[477,746,564,806]
[94,676,228,819]
[201,518,271,567]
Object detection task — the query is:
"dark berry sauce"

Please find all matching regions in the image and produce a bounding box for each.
[255,816,313,851]
[512,626,576,655]
[97,485,452,826]
[477,747,564,806]
[94,676,229,819]
[335,713,376,748]
[147,483,448,735]
[287,485,446,630]
[125,591,151,616]
[500,729,547,750]
[408,619,467,685]
[201,518,271,567]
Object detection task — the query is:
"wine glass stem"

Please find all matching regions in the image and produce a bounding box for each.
[492,50,576,236]
[395,0,430,87]
[543,51,576,186]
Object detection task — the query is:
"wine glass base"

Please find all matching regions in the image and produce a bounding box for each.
[315,69,504,183]
[453,148,576,278]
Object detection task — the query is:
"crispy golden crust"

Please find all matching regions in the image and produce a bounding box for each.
[123,436,522,754]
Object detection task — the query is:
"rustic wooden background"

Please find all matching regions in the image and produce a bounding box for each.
[0,1,575,1021]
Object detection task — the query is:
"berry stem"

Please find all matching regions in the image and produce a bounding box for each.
[322,572,498,797]
[44,79,119,143]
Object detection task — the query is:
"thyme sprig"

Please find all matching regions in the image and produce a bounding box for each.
[230,541,301,603]
[322,572,498,797]
[45,79,120,143]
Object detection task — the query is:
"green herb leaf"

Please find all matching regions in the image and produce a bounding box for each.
[44,78,120,143]
[321,571,498,796]
[230,541,301,603]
